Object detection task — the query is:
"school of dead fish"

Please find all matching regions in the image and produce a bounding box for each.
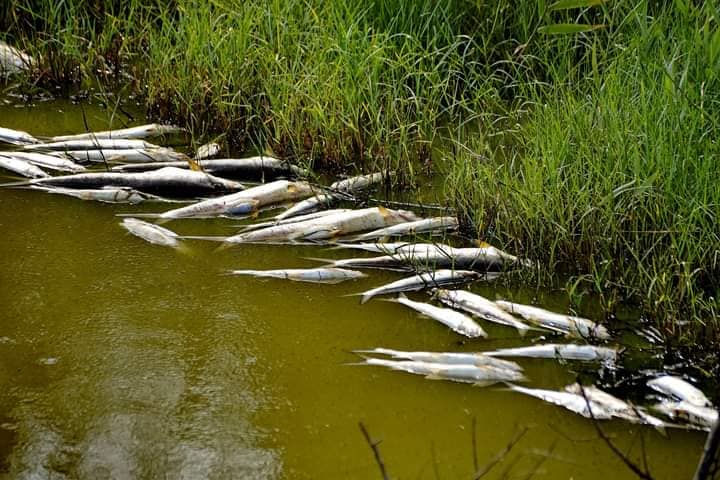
[0,41,716,436]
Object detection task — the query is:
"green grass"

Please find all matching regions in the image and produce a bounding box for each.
[1,0,719,364]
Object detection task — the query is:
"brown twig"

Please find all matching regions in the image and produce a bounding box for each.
[359,422,390,480]
[472,426,529,479]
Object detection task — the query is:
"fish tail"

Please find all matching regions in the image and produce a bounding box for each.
[0,179,35,188]
[213,241,236,252]
[360,292,375,304]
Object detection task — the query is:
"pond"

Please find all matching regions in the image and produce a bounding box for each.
[0,92,707,479]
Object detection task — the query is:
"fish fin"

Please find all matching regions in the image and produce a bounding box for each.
[286,184,299,193]
[378,205,391,218]
[473,240,492,248]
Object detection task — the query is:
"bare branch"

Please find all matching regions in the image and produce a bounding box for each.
[472,426,528,479]
[359,422,390,480]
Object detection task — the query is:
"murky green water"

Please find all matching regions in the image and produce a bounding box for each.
[0,94,707,479]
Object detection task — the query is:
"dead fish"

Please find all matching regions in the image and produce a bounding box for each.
[0,155,49,178]
[353,217,459,241]
[10,167,244,198]
[121,218,180,247]
[224,207,419,244]
[507,384,613,419]
[434,290,532,335]
[274,193,336,221]
[50,123,185,142]
[227,267,366,284]
[145,180,312,219]
[32,186,169,204]
[240,208,353,232]
[194,142,220,160]
[330,242,411,253]
[647,375,712,407]
[485,344,618,362]
[495,300,610,340]
[23,138,160,151]
[0,41,35,75]
[354,348,522,372]
[110,156,304,181]
[2,151,85,173]
[652,401,718,431]
[330,171,392,193]
[65,147,187,164]
[0,126,40,145]
[357,270,482,304]
[355,358,526,386]
[564,384,668,429]
[389,293,487,338]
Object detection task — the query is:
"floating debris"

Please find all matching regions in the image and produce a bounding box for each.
[495,300,610,340]
[330,171,391,193]
[485,344,618,362]
[194,142,221,160]
[227,267,366,284]
[357,270,484,304]
[388,293,487,338]
[120,218,180,248]
[354,347,522,371]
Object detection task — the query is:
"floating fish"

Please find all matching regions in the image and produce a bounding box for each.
[121,218,180,248]
[143,180,312,219]
[485,344,618,362]
[353,217,459,241]
[357,270,482,304]
[564,384,668,429]
[0,126,40,145]
[329,242,411,253]
[274,193,336,221]
[111,157,304,181]
[0,155,49,178]
[65,147,188,164]
[330,171,391,193]
[0,41,35,75]
[227,267,366,284]
[239,208,353,232]
[495,300,610,340]
[2,151,85,173]
[50,123,185,142]
[507,384,613,419]
[223,207,419,243]
[389,293,487,338]
[652,401,718,431]
[434,290,531,335]
[23,138,160,151]
[647,375,712,407]
[195,142,220,160]
[32,186,170,204]
[356,358,526,386]
[9,167,244,198]
[354,348,522,372]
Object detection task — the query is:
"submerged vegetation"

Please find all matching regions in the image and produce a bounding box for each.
[1,1,718,370]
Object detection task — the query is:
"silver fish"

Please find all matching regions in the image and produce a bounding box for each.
[240,208,353,232]
[355,347,522,372]
[507,384,613,419]
[390,293,487,338]
[330,171,391,193]
[647,375,712,407]
[0,126,39,145]
[564,384,668,429]
[150,180,311,219]
[274,193,336,221]
[330,242,411,253]
[121,218,180,247]
[495,300,610,340]
[358,358,526,386]
[33,186,167,204]
[485,344,617,362]
[65,148,187,164]
[0,155,49,178]
[652,401,718,430]
[23,139,160,151]
[358,270,482,304]
[434,289,531,335]
[225,207,418,243]
[353,216,459,241]
[50,123,185,142]
[2,151,85,173]
[195,142,221,160]
[0,41,35,75]
[227,267,366,284]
